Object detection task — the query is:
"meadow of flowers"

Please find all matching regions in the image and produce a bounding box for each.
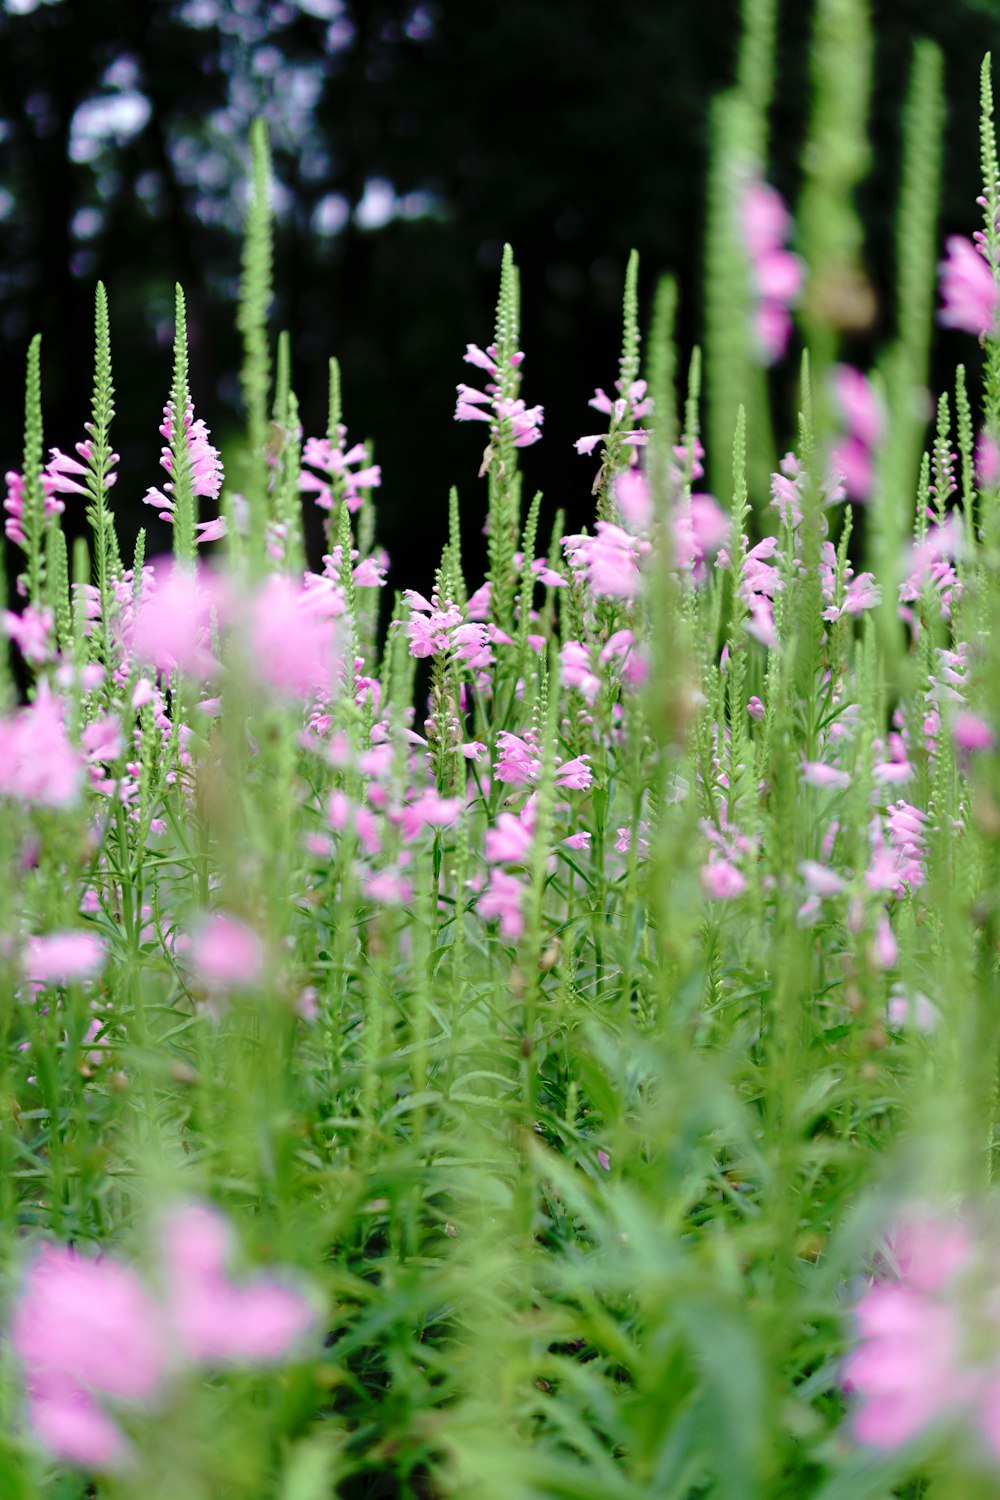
[4,1,1000,1496]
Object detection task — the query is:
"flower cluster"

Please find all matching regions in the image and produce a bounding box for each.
[845,1211,1000,1462]
[12,1203,314,1469]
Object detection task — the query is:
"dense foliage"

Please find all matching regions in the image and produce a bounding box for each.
[6,2,1000,1497]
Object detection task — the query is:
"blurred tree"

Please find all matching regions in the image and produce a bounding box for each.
[0,0,998,593]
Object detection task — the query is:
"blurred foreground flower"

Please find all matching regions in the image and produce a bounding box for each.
[845,1209,1000,1463]
[11,1203,317,1470]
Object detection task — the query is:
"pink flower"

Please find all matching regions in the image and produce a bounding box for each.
[495,732,541,786]
[3,604,54,665]
[27,1387,129,1470]
[130,560,225,679]
[485,811,534,865]
[555,755,593,791]
[398,790,462,843]
[403,590,464,660]
[301,430,382,514]
[478,868,525,939]
[600,628,648,686]
[887,987,938,1032]
[741,179,791,259]
[247,574,344,700]
[673,493,729,577]
[954,712,995,753]
[189,913,264,989]
[143,400,224,542]
[4,467,64,548]
[0,687,83,808]
[744,596,777,649]
[454,341,543,455]
[976,431,1000,487]
[843,1213,1000,1454]
[801,761,850,790]
[163,1202,315,1366]
[12,1245,167,1466]
[871,914,898,970]
[562,522,647,600]
[847,1283,971,1448]
[700,858,746,899]
[939,235,998,338]
[24,932,106,985]
[614,468,652,530]
[561,640,600,702]
[45,438,119,502]
[799,860,846,898]
[81,716,123,764]
[833,365,883,449]
[829,370,882,501]
[365,870,414,905]
[740,178,803,364]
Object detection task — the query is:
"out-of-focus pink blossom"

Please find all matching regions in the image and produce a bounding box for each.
[801,761,851,790]
[188,913,264,989]
[871,914,898,970]
[887,987,938,1032]
[398,790,462,843]
[365,870,414,905]
[842,1211,1000,1455]
[954,712,995,753]
[561,640,600,702]
[13,1247,167,1400]
[81,716,123,764]
[939,235,998,338]
[799,860,846,897]
[600,628,648,687]
[744,596,777,649]
[485,812,534,865]
[3,604,54,665]
[24,931,106,985]
[700,858,746,899]
[12,1245,167,1466]
[740,178,803,364]
[163,1203,314,1367]
[673,493,729,578]
[478,867,525,938]
[562,522,648,600]
[833,365,883,450]
[847,1283,971,1448]
[247,574,344,699]
[613,467,652,530]
[28,1387,129,1470]
[976,431,1000,487]
[0,687,83,808]
[131,560,225,679]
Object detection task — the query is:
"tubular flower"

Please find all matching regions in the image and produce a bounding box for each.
[143,399,225,544]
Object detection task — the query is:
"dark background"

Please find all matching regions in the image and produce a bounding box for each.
[1,0,999,599]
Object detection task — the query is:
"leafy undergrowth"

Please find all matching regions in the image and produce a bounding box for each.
[3,5,1000,1498]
